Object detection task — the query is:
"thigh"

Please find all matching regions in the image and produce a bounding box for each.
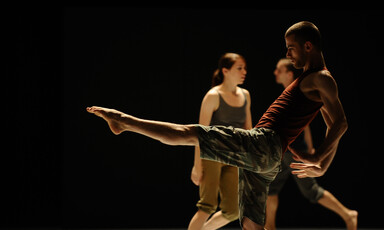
[219,165,239,214]
[268,151,292,195]
[197,160,222,213]
[196,125,282,173]
[200,160,222,200]
[238,166,280,227]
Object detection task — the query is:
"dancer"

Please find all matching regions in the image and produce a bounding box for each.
[265,58,357,230]
[87,21,348,230]
[189,53,252,229]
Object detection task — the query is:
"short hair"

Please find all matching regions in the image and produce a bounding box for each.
[279,58,302,79]
[285,21,322,51]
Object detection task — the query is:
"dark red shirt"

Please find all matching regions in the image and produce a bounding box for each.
[255,68,324,153]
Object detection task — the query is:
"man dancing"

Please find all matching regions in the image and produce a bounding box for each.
[265,58,357,230]
[87,21,348,230]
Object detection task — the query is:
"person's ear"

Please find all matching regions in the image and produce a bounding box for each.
[222,67,229,75]
[287,71,294,79]
[304,41,313,52]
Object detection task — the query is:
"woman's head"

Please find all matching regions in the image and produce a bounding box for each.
[212,53,247,87]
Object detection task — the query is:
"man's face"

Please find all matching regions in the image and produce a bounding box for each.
[274,60,290,84]
[285,35,306,69]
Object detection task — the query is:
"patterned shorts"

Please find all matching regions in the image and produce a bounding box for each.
[269,151,324,203]
[195,125,282,226]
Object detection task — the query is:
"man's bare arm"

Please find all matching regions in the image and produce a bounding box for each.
[315,74,348,171]
[291,72,347,176]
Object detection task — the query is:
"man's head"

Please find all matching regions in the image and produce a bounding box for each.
[274,58,302,88]
[285,21,322,69]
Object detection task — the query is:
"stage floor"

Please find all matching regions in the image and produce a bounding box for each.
[65,228,381,230]
[7,228,383,230]
[19,227,374,230]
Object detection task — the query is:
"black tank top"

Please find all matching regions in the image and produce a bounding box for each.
[210,89,247,128]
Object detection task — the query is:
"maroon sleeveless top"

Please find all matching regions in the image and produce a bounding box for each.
[255,68,324,153]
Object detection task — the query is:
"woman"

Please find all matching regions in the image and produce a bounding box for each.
[189,53,253,230]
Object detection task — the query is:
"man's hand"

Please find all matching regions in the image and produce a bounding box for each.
[289,147,324,178]
[290,162,323,178]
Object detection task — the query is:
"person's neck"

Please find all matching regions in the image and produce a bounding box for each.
[303,52,326,72]
[282,81,291,89]
[219,81,238,94]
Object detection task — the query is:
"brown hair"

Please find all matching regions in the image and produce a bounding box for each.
[285,21,322,51]
[212,53,246,87]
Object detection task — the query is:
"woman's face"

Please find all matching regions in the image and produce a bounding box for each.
[223,58,247,85]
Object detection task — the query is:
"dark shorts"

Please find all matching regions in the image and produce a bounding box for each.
[269,151,324,203]
[195,125,282,226]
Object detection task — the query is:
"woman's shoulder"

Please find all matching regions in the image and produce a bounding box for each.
[238,87,250,96]
[202,87,220,103]
[201,87,220,112]
[206,86,220,97]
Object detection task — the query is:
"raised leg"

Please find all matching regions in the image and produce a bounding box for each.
[87,106,199,146]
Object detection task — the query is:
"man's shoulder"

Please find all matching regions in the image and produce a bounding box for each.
[315,70,336,85]
[300,69,337,97]
[305,70,338,96]
[307,69,332,78]
[306,69,335,85]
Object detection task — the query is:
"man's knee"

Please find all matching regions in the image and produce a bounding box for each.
[161,124,198,146]
[181,125,199,146]
[301,185,325,203]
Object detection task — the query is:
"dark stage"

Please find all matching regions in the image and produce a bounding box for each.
[4,5,383,230]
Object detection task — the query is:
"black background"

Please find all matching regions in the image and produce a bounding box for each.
[5,6,383,229]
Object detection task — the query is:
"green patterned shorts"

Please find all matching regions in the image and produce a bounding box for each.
[195,125,282,226]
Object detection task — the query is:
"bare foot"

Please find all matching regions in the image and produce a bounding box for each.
[345,210,358,230]
[86,106,128,135]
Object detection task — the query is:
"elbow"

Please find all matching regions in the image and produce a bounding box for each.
[318,162,329,177]
[318,169,326,177]
[335,116,348,135]
[341,118,348,134]
[317,170,326,177]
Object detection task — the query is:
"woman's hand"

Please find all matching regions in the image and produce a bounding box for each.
[191,165,203,186]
